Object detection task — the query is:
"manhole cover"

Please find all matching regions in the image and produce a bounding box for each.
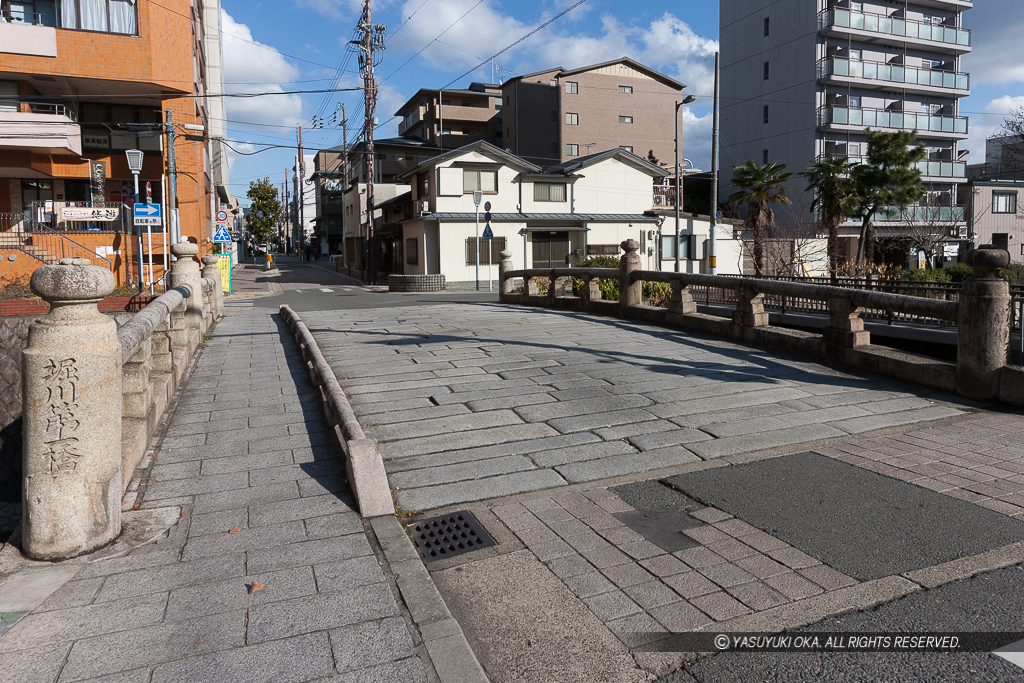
[410,510,495,562]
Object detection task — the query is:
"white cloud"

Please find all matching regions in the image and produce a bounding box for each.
[375,84,408,138]
[963,96,1024,163]
[220,11,304,131]
[391,2,716,98]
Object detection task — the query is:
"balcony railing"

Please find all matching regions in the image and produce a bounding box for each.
[851,205,966,224]
[819,154,966,178]
[819,106,968,135]
[820,8,970,48]
[819,57,969,92]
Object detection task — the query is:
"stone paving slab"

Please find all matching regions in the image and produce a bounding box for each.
[304,304,967,511]
[0,309,427,683]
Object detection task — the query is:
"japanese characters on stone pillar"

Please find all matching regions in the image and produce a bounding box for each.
[22,258,122,560]
[201,255,224,318]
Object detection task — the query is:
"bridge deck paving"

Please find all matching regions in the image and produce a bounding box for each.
[0,308,428,683]
[303,304,970,512]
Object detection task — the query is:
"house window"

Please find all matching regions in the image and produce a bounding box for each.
[466,236,507,265]
[565,81,579,94]
[620,146,633,153]
[416,173,429,198]
[442,127,452,135]
[619,85,633,93]
[550,111,557,122]
[550,80,557,88]
[406,238,418,265]
[764,17,770,36]
[566,112,579,125]
[763,106,769,123]
[661,235,695,259]
[763,149,769,164]
[54,0,138,35]
[848,142,862,156]
[534,183,567,202]
[566,144,579,157]
[588,244,620,256]
[495,97,502,112]
[993,191,1018,214]
[550,142,558,154]
[463,169,498,193]
[619,115,633,124]
[763,61,770,80]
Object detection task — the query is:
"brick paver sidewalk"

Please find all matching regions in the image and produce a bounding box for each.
[0,308,426,682]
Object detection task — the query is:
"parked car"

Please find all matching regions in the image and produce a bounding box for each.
[256,243,268,254]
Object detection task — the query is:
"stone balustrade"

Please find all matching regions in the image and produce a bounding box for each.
[499,242,1020,407]
[20,242,222,560]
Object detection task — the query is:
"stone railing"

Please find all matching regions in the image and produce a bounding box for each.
[20,241,224,560]
[499,241,1020,407]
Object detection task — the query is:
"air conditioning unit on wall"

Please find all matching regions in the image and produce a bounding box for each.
[417,200,430,215]
[653,195,666,206]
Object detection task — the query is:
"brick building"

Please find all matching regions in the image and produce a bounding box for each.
[0,0,228,284]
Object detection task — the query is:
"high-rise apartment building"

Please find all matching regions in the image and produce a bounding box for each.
[720,0,971,259]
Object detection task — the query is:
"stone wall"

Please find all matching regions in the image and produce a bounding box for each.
[0,316,30,501]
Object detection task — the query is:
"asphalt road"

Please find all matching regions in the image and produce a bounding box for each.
[660,564,1024,682]
[249,259,500,312]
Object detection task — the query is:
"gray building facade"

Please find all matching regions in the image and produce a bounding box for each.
[721,0,972,258]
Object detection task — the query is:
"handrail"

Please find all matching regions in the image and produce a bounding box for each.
[503,267,959,322]
[24,216,114,270]
[118,285,191,365]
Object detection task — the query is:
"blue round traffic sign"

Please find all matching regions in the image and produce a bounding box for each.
[484,212,491,222]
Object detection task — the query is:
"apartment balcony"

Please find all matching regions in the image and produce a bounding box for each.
[853,205,966,225]
[398,107,425,136]
[819,8,970,55]
[435,104,493,124]
[817,155,967,181]
[0,15,57,57]
[818,105,968,139]
[0,107,81,155]
[819,58,969,96]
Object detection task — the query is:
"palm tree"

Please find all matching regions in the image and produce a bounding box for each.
[729,160,794,277]
[800,156,859,281]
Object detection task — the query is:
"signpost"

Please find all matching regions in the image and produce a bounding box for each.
[134,203,160,293]
[213,226,232,243]
[481,223,494,292]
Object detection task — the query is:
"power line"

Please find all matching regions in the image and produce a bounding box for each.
[380,0,485,85]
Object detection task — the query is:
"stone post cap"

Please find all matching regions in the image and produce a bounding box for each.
[200,255,219,266]
[499,250,512,259]
[966,246,1010,278]
[31,260,115,304]
[621,239,640,253]
[171,241,200,259]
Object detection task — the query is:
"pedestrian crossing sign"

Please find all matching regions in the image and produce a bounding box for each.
[213,226,232,243]
[482,225,494,240]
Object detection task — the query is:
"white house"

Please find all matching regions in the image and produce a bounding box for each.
[396,142,671,284]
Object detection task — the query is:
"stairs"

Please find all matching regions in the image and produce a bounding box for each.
[0,232,56,264]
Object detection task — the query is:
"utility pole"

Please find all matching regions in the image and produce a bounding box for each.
[710,52,721,275]
[341,103,349,188]
[298,125,305,258]
[352,0,386,284]
[165,110,179,251]
[283,169,290,255]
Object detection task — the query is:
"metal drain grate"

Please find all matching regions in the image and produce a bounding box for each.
[410,510,495,562]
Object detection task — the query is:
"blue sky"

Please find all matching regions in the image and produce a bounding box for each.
[218,0,1024,206]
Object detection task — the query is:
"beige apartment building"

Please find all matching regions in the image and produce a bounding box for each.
[500,58,686,165]
[395,83,503,151]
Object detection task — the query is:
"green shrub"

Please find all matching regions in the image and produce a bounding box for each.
[945,263,975,283]
[571,255,620,301]
[1000,262,1024,286]
[643,281,672,308]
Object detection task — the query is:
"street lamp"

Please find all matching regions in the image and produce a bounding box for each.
[474,190,483,290]
[675,95,697,273]
[125,149,145,289]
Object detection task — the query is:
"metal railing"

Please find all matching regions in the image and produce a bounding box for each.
[819,105,969,135]
[21,217,114,271]
[819,8,971,48]
[18,102,77,120]
[819,57,969,92]
[816,154,967,179]
[28,201,130,234]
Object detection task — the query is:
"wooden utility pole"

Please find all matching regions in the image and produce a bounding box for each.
[298,125,305,256]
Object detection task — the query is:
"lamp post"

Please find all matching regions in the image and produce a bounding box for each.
[674,95,697,273]
[474,190,482,290]
[125,148,145,289]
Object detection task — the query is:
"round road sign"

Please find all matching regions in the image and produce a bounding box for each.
[216,210,228,222]
[484,212,492,222]
[484,201,492,212]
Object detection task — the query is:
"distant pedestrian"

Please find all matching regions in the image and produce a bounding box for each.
[313,246,320,261]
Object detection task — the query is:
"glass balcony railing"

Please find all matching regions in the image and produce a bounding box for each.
[859,205,966,223]
[820,8,971,48]
[819,57,969,91]
[820,155,966,178]
[819,106,968,135]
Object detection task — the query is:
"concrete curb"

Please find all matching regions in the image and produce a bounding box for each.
[278,305,395,518]
[370,516,490,683]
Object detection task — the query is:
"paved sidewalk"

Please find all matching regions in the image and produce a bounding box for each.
[0,308,427,682]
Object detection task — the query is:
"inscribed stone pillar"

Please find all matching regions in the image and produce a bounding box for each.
[22,258,122,560]
[619,240,642,311]
[499,250,514,298]
[958,246,1011,400]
